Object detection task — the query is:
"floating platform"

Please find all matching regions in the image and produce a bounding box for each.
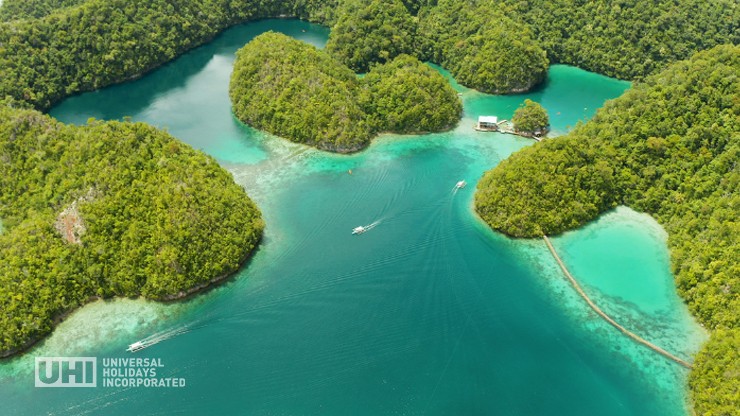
[474,119,545,141]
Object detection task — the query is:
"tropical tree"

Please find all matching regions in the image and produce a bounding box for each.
[512,99,549,134]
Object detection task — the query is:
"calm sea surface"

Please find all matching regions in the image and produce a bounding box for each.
[0,19,705,416]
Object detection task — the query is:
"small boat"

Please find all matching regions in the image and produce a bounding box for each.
[352,226,366,235]
[126,341,146,353]
[455,180,466,189]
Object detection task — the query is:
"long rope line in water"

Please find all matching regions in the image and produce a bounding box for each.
[542,236,693,369]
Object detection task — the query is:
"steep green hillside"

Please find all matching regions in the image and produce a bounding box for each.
[418,0,549,93]
[230,34,460,152]
[326,0,418,73]
[504,0,740,80]
[0,0,334,110]
[0,104,264,355]
[474,44,739,413]
[0,0,86,20]
[229,32,371,153]
[359,54,462,134]
[1,0,736,109]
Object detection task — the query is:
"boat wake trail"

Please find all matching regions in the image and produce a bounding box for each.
[365,220,381,231]
[451,180,467,195]
[353,219,382,235]
[126,324,193,353]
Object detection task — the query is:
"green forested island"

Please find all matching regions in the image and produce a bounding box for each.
[230,32,460,152]
[2,0,736,110]
[325,0,417,73]
[503,0,740,80]
[475,45,739,414]
[229,32,371,153]
[417,0,548,94]
[0,0,332,110]
[0,0,738,413]
[0,103,264,356]
[512,99,549,136]
[358,54,461,134]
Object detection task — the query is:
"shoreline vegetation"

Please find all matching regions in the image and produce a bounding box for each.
[1,0,738,413]
[511,99,550,137]
[0,104,264,358]
[1,237,262,359]
[475,45,739,414]
[1,0,735,111]
[417,0,548,94]
[229,33,461,153]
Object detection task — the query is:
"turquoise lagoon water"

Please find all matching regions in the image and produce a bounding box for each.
[0,19,706,416]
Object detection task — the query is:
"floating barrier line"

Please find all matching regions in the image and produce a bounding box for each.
[542,236,693,369]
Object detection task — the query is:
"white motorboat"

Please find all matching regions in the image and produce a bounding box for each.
[352,220,381,235]
[455,180,467,189]
[126,341,146,353]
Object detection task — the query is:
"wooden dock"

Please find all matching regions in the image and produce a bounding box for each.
[542,235,693,369]
[474,119,542,141]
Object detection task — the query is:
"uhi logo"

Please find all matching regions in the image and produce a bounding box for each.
[35,357,97,388]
